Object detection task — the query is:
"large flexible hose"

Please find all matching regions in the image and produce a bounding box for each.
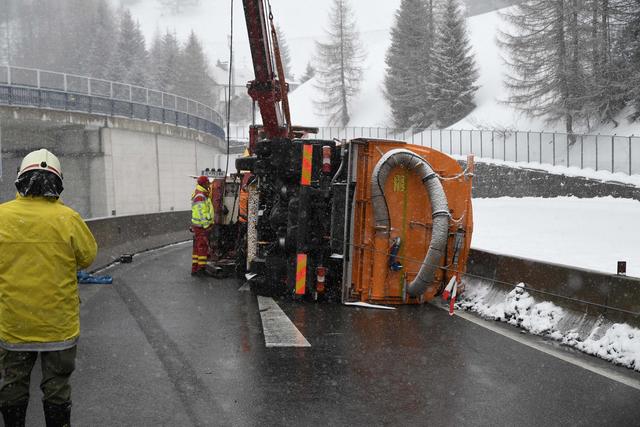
[370,149,450,297]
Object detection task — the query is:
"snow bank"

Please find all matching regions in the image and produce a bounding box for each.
[459,280,640,372]
[472,197,640,277]
[460,283,565,335]
[571,324,640,371]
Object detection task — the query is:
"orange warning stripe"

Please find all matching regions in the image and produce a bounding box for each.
[295,253,307,295]
[300,144,312,186]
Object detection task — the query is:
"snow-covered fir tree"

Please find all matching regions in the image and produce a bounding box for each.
[275,24,294,81]
[384,0,436,130]
[429,0,478,128]
[499,1,589,136]
[299,62,315,84]
[583,0,626,125]
[80,0,117,80]
[111,10,148,86]
[314,0,365,127]
[0,0,16,64]
[616,0,640,121]
[148,31,181,93]
[177,31,216,105]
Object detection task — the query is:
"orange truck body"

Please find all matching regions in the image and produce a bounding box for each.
[347,139,474,304]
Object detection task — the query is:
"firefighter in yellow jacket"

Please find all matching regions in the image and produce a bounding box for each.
[0,149,97,426]
[191,175,215,276]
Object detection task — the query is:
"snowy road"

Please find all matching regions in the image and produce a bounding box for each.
[18,243,639,426]
[472,196,640,277]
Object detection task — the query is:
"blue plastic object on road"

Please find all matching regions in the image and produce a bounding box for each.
[77,271,113,285]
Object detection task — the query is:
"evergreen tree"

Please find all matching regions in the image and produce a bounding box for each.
[177,31,216,104]
[499,1,588,136]
[384,0,436,130]
[81,0,117,79]
[615,0,640,121]
[149,30,181,93]
[314,0,365,127]
[429,0,478,127]
[275,24,294,81]
[0,0,16,64]
[111,10,148,86]
[583,0,628,125]
[61,0,97,73]
[299,62,315,84]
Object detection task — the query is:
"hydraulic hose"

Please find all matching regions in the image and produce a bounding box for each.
[370,149,450,298]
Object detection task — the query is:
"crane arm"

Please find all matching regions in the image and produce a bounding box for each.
[242,0,288,139]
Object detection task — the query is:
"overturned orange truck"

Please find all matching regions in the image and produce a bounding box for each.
[238,136,474,305]
[238,0,473,305]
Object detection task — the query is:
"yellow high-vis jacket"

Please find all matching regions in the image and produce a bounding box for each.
[0,195,97,350]
[191,185,214,228]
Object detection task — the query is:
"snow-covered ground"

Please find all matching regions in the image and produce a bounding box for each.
[459,283,640,372]
[468,196,640,372]
[472,196,640,277]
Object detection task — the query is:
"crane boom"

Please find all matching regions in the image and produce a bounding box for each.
[242,0,288,140]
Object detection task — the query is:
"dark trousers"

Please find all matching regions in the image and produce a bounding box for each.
[0,346,76,408]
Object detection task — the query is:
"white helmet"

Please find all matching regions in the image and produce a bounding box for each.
[17,149,63,180]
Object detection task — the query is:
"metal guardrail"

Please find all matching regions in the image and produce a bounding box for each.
[0,65,225,139]
[229,126,640,176]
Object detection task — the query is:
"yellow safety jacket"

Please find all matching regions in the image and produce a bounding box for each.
[0,195,97,350]
[191,185,214,228]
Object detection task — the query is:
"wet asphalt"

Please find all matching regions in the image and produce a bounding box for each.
[22,243,640,426]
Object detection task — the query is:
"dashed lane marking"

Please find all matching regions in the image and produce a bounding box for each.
[257,296,311,348]
[440,304,640,391]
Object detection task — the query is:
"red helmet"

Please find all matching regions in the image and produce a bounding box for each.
[197,176,209,186]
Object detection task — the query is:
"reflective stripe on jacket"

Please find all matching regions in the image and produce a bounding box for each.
[191,185,214,228]
[0,195,97,350]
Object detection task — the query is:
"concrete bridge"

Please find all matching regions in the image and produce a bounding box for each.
[0,65,243,218]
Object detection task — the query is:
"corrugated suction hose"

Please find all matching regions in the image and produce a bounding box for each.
[370,149,450,297]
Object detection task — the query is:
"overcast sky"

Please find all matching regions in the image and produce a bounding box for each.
[123,0,401,75]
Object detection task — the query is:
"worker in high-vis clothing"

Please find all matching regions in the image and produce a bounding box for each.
[0,149,97,427]
[191,175,215,276]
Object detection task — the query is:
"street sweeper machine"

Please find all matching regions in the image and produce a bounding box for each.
[235,0,474,307]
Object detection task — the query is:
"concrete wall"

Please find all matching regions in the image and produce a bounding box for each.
[87,210,191,270]
[0,108,225,218]
[100,128,226,217]
[102,128,222,216]
[471,162,640,200]
[468,249,640,325]
[0,123,102,217]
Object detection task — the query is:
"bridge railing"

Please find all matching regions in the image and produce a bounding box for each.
[228,126,640,176]
[0,65,225,139]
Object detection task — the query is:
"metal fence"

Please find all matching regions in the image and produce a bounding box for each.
[229,126,640,176]
[0,65,225,139]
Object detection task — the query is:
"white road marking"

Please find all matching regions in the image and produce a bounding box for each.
[344,301,396,310]
[257,296,311,348]
[237,283,251,292]
[439,304,640,391]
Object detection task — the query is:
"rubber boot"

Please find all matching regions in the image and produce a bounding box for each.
[0,403,28,427]
[43,401,71,427]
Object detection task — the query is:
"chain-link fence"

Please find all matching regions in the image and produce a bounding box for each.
[228,126,640,176]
